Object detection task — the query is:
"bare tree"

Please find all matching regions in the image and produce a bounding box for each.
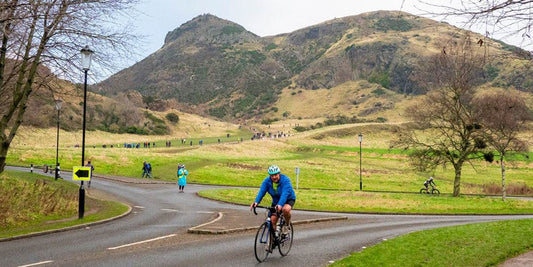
[472,89,532,201]
[0,0,139,173]
[393,36,486,197]
[418,0,533,51]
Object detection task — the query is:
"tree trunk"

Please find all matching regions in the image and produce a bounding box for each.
[500,154,506,201]
[0,140,9,173]
[453,162,463,197]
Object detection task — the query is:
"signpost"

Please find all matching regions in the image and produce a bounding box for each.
[295,167,300,190]
[73,166,91,181]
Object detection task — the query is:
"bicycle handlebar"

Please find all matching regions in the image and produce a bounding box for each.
[253,205,278,216]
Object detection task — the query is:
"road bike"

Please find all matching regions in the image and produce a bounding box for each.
[420,185,440,195]
[252,205,294,262]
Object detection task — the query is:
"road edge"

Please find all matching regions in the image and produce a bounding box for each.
[187,212,348,234]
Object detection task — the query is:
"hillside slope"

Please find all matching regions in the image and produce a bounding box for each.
[96,11,533,122]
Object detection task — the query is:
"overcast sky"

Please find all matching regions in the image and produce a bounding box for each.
[126,0,421,59]
[117,0,529,69]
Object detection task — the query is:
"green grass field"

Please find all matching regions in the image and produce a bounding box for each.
[4,122,533,265]
[332,219,533,267]
[7,123,532,196]
[199,188,533,214]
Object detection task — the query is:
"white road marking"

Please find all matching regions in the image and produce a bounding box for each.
[133,206,145,209]
[188,212,223,231]
[161,208,179,212]
[107,234,176,250]
[197,211,214,214]
[18,260,54,267]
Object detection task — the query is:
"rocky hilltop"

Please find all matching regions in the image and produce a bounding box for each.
[96,11,532,121]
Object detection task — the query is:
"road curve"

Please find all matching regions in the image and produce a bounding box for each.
[1,167,532,266]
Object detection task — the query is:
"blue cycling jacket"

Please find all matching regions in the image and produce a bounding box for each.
[254,174,296,206]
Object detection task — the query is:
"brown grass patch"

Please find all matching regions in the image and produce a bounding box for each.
[482,182,533,195]
[225,163,262,171]
[155,147,197,154]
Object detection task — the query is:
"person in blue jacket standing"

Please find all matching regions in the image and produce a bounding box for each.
[177,164,188,193]
[250,165,296,233]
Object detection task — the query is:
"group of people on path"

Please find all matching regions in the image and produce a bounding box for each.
[140,161,188,192]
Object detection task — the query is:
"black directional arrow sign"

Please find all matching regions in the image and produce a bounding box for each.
[73,166,91,181]
[76,169,89,178]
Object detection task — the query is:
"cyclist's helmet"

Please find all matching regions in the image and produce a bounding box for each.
[268,165,281,175]
[429,176,434,181]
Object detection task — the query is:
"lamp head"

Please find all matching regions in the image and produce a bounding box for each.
[80,45,94,71]
[54,98,63,111]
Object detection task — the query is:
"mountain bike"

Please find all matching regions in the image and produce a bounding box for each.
[420,185,440,195]
[252,205,294,262]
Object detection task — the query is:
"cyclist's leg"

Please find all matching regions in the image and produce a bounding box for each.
[282,199,295,225]
[270,214,278,228]
[282,205,292,225]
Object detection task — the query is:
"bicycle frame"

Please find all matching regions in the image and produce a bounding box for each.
[258,217,272,246]
[253,204,293,262]
[420,184,440,194]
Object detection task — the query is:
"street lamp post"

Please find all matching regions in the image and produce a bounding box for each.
[54,99,62,181]
[79,45,94,219]
[358,133,363,191]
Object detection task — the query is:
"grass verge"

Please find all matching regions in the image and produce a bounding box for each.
[200,188,533,266]
[331,219,533,267]
[198,188,533,214]
[0,170,129,239]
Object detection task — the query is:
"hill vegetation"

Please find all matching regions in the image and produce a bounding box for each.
[96,11,532,122]
[15,11,533,137]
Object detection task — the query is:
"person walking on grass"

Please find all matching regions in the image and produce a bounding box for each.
[85,160,94,188]
[146,162,153,178]
[177,163,188,192]
[142,161,153,178]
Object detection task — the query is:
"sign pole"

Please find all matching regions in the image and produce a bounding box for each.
[295,167,300,190]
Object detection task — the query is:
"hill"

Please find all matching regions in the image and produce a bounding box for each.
[96,11,532,122]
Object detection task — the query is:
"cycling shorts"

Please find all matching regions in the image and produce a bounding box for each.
[269,199,296,217]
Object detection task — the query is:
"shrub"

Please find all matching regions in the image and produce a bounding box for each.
[372,88,386,96]
[221,25,244,35]
[375,17,412,32]
[261,118,278,125]
[293,126,308,132]
[265,43,277,51]
[166,113,180,123]
[368,72,390,88]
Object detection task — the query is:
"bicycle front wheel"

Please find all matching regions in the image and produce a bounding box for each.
[432,188,440,195]
[278,222,293,256]
[254,222,272,262]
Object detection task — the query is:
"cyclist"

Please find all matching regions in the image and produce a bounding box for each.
[424,176,436,190]
[250,165,296,234]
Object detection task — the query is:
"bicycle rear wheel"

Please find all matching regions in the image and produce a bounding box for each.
[254,222,272,262]
[420,188,429,194]
[278,222,293,256]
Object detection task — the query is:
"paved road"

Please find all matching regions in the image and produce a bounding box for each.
[1,167,532,266]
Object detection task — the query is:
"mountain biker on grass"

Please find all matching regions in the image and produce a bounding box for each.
[424,176,436,190]
[250,165,296,234]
